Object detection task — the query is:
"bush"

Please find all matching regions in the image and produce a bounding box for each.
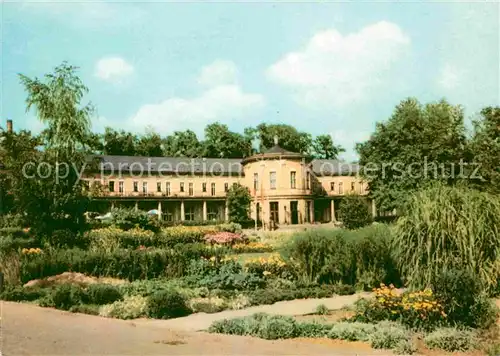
[99,295,148,319]
[424,327,477,352]
[0,285,46,302]
[86,284,123,305]
[44,229,88,249]
[315,304,329,315]
[432,268,499,329]
[338,194,373,230]
[328,322,375,341]
[282,225,400,287]
[0,213,24,229]
[296,322,332,338]
[69,304,100,315]
[394,339,417,355]
[189,297,226,313]
[244,253,295,280]
[369,321,411,349]
[109,208,160,232]
[42,284,86,310]
[146,289,191,319]
[258,315,298,340]
[393,185,500,292]
[352,284,446,331]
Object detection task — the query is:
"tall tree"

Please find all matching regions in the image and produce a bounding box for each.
[103,128,137,156]
[255,123,313,154]
[136,130,163,157]
[469,106,500,194]
[163,130,202,157]
[15,62,93,236]
[203,122,252,158]
[356,98,468,212]
[312,134,345,159]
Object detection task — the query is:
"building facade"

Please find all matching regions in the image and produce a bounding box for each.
[84,143,373,227]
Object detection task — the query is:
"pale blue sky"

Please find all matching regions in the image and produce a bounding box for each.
[2,1,499,159]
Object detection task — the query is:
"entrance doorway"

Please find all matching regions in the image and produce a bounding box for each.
[290,201,298,224]
[269,202,279,223]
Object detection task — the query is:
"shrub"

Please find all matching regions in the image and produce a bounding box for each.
[431,268,498,329]
[0,285,46,302]
[244,253,294,280]
[0,213,24,229]
[189,297,226,313]
[296,322,332,338]
[282,225,399,287]
[204,232,245,245]
[258,315,298,340]
[86,284,123,305]
[369,321,411,349]
[43,284,86,310]
[69,304,100,315]
[146,289,191,319]
[393,185,500,292]
[352,284,446,331]
[226,184,251,224]
[0,251,21,285]
[109,208,159,232]
[315,304,329,315]
[338,194,373,230]
[231,242,273,254]
[99,295,148,319]
[424,327,477,352]
[394,339,417,355]
[328,322,375,341]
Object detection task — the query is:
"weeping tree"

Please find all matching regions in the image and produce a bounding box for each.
[13,62,94,237]
[393,183,500,293]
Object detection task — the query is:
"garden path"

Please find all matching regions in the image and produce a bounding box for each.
[135,292,373,331]
[2,300,392,355]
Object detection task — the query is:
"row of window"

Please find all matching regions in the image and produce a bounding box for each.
[108,181,238,196]
[163,206,219,221]
[330,181,364,194]
[253,171,304,190]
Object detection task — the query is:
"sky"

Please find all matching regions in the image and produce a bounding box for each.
[1,0,499,160]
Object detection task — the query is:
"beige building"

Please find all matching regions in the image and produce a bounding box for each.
[85,142,373,227]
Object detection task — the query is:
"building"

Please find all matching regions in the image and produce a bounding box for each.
[85,138,374,227]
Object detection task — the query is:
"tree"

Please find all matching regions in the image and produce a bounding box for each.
[136,130,163,157]
[103,128,137,156]
[338,194,373,229]
[202,122,252,158]
[163,130,202,157]
[356,98,469,212]
[469,106,500,194]
[255,123,313,154]
[226,183,251,224]
[15,62,93,236]
[312,134,344,159]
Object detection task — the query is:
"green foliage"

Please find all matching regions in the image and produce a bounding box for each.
[86,284,123,305]
[0,214,24,228]
[202,122,252,158]
[393,184,500,292]
[99,295,148,319]
[109,208,160,232]
[424,328,477,352]
[338,194,373,230]
[0,285,46,302]
[226,184,251,224]
[357,98,469,211]
[469,106,500,194]
[146,289,191,319]
[393,338,418,355]
[328,322,375,341]
[369,321,411,349]
[20,244,225,282]
[282,225,400,288]
[314,304,329,315]
[312,134,344,159]
[69,304,100,315]
[296,322,332,337]
[432,269,499,329]
[40,284,86,310]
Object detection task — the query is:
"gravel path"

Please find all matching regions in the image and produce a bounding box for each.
[1,300,393,356]
[138,292,372,331]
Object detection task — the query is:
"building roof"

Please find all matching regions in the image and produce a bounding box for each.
[89,155,360,176]
[93,155,243,175]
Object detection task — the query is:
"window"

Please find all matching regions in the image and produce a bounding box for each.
[180,182,184,192]
[270,171,277,190]
[306,172,311,190]
[351,182,355,191]
[185,206,195,221]
[118,181,124,193]
[330,182,335,191]
[202,182,207,192]
[188,183,193,196]
[211,183,216,196]
[142,182,148,194]
[358,182,363,194]
[157,182,162,193]
[339,182,344,194]
[207,205,218,220]
[166,182,171,196]
[224,183,229,192]
[108,181,115,192]
[253,173,259,191]
[133,181,138,192]
[270,202,279,223]
[290,171,296,189]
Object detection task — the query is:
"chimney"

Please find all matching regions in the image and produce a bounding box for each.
[6,120,12,133]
